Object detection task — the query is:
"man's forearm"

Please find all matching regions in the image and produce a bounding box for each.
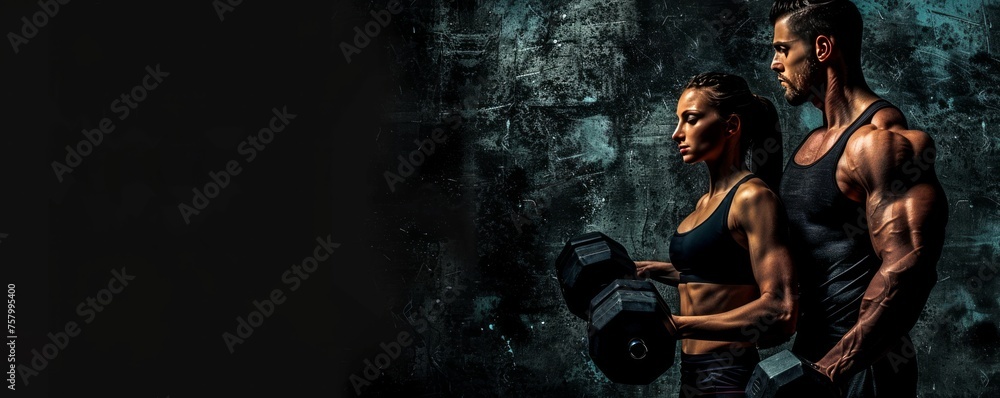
[815,248,938,383]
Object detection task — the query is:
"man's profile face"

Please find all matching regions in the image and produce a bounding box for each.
[770,16,819,106]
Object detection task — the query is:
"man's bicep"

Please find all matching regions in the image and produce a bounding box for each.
[861,128,946,260]
[866,181,947,267]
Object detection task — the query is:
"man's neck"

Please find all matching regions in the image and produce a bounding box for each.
[812,67,879,131]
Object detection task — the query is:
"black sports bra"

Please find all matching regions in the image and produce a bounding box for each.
[669,174,757,285]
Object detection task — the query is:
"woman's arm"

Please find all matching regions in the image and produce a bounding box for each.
[671,182,799,347]
[635,261,680,286]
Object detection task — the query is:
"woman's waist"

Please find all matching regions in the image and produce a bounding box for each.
[682,338,758,357]
[681,344,760,366]
[679,283,760,315]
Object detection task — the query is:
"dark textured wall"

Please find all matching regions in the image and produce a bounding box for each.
[363,0,1000,397]
[1,0,997,397]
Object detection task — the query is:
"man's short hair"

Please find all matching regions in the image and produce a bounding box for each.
[770,0,863,66]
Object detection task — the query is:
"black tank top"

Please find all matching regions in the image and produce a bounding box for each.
[779,100,899,360]
[669,174,757,285]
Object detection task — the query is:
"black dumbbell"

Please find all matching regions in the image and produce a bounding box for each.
[554,231,636,320]
[745,350,840,398]
[589,279,677,384]
[554,232,678,384]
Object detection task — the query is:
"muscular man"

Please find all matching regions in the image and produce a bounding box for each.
[768,0,948,396]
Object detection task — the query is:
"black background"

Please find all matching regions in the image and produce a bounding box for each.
[2,0,999,397]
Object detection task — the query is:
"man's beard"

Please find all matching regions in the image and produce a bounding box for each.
[784,56,821,106]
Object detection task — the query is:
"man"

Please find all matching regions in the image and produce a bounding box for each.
[768,0,948,396]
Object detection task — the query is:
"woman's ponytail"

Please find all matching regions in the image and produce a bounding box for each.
[746,94,783,190]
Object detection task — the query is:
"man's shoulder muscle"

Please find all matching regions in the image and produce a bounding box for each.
[870,106,908,130]
[845,126,936,189]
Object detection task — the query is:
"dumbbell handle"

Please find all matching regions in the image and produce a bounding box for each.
[628,338,648,360]
[745,350,840,398]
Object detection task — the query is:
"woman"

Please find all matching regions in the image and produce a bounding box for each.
[636,72,798,398]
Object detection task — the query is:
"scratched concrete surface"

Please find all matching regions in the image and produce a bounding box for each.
[361,0,1000,396]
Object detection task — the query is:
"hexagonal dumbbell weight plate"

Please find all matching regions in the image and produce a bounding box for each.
[588,279,677,384]
[554,232,636,320]
[745,350,840,398]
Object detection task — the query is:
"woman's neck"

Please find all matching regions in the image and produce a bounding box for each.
[705,152,748,197]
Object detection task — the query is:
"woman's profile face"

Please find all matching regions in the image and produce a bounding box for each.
[672,88,728,164]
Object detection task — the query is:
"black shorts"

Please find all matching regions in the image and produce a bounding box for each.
[679,347,760,398]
